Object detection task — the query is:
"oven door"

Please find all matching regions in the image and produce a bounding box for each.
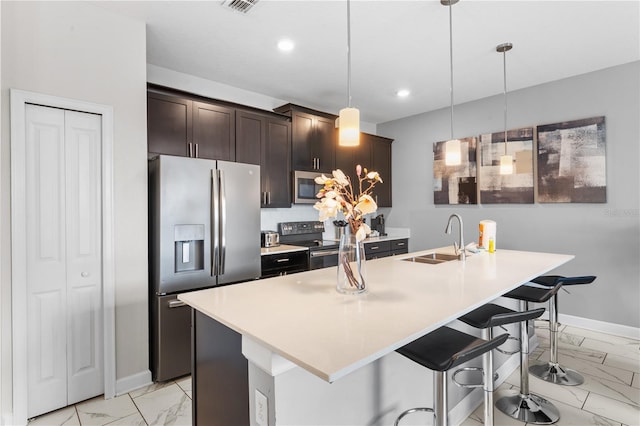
[309,248,339,270]
[293,171,323,204]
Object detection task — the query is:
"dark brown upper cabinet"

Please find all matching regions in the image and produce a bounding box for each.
[274,104,336,173]
[369,133,393,207]
[147,92,193,157]
[147,90,235,161]
[236,110,292,208]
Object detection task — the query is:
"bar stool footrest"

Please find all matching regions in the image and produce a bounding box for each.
[394,407,434,426]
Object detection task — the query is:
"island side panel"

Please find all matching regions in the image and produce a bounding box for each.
[193,309,249,425]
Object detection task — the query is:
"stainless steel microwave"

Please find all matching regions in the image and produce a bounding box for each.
[293,170,324,204]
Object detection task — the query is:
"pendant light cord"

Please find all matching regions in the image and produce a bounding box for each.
[503,48,508,154]
[347,0,352,108]
[448,1,454,140]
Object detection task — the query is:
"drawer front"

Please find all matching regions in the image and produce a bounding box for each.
[364,240,391,256]
[261,251,309,278]
[391,239,408,251]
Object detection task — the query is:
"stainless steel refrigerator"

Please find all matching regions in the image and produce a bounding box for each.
[148,155,261,381]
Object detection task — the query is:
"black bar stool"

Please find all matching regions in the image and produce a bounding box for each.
[496,282,563,424]
[394,326,508,426]
[458,304,546,425]
[528,275,597,386]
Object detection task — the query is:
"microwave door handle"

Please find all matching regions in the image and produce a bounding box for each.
[218,169,226,275]
[211,169,220,276]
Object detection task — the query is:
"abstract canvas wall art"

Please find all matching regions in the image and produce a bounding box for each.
[479,127,534,204]
[537,116,606,203]
[433,137,477,204]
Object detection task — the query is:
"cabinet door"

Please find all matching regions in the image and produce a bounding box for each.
[313,116,337,173]
[336,134,371,188]
[147,92,192,157]
[236,110,264,166]
[264,118,291,207]
[291,111,315,171]
[193,101,235,161]
[370,135,393,207]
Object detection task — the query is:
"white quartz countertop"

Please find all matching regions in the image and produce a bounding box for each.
[260,244,309,256]
[179,248,573,383]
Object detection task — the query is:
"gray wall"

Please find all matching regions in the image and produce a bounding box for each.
[378,62,640,329]
[1,1,149,413]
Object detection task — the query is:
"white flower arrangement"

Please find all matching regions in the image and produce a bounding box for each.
[313,165,383,241]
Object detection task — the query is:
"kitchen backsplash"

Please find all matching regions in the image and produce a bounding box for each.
[261,206,394,241]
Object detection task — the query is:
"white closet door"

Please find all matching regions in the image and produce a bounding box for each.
[25,105,103,418]
[64,110,103,404]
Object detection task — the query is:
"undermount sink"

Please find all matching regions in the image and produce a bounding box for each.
[402,252,460,265]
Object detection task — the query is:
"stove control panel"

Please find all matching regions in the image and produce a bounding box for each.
[278,221,325,236]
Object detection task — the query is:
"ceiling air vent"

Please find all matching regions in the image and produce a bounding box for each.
[221,0,259,14]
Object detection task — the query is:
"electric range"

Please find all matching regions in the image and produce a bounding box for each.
[278,221,340,270]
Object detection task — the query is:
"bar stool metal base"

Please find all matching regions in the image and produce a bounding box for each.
[496,392,560,424]
[530,362,585,386]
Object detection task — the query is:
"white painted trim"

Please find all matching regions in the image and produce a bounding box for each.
[115,370,153,397]
[539,311,640,340]
[9,89,116,424]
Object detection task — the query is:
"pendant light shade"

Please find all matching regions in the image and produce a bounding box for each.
[339,0,360,146]
[497,42,513,175]
[339,107,360,146]
[442,0,460,165]
[445,139,462,166]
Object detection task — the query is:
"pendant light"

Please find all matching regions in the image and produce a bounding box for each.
[442,0,461,166]
[338,0,360,146]
[497,42,514,175]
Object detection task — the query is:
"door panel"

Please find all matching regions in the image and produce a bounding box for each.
[26,105,68,417]
[65,110,103,404]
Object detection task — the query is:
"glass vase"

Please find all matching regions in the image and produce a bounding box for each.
[337,229,367,294]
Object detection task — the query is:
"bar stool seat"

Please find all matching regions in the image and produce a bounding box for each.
[497,282,563,424]
[528,275,596,386]
[394,326,508,426]
[458,304,546,426]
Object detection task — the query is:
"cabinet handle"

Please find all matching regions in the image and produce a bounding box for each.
[262,192,267,205]
[316,158,320,170]
[276,258,290,263]
[195,143,199,158]
[370,246,379,250]
[267,191,271,205]
[188,143,193,157]
[397,242,405,246]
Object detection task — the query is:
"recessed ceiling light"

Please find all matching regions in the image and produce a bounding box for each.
[396,89,411,98]
[278,39,294,52]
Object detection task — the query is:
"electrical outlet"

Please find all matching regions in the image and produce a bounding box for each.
[255,389,268,426]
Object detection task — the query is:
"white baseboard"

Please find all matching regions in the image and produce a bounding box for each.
[115,370,153,397]
[540,312,640,340]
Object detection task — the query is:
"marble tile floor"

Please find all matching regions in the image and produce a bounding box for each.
[29,323,639,425]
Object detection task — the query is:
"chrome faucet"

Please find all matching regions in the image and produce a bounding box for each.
[445,214,465,261]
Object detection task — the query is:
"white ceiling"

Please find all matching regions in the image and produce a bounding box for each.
[94,0,640,124]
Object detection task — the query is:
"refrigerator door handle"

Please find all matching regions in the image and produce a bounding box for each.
[211,169,220,276]
[219,169,227,275]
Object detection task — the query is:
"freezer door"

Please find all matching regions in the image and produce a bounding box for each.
[150,155,217,294]
[150,294,191,382]
[216,161,261,285]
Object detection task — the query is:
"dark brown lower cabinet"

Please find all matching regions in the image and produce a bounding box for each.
[192,310,248,426]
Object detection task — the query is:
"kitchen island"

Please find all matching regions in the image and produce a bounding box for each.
[179,247,573,425]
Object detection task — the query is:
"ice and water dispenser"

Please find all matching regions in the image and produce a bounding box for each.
[174,224,205,273]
